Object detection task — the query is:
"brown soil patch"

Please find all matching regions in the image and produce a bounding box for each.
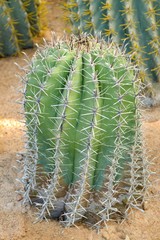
[0,1,160,239]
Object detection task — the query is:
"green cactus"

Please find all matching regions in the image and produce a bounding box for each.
[65,0,160,83]
[21,0,40,36]
[0,0,44,57]
[20,35,149,227]
[0,0,21,56]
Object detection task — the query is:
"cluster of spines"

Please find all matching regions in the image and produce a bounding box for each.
[64,0,160,82]
[63,54,102,226]
[35,0,48,34]
[95,76,149,227]
[21,45,69,202]
[20,35,149,227]
[22,0,40,36]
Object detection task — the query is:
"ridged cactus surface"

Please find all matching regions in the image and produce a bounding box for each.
[0,0,44,57]
[65,0,160,83]
[20,35,149,227]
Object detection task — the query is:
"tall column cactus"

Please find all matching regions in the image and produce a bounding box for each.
[0,0,46,57]
[20,35,149,227]
[65,0,160,83]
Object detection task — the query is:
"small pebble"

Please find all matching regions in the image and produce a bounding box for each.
[143,201,149,210]
[17,194,23,201]
[48,200,65,220]
[31,197,44,205]
[125,235,130,240]
[101,232,109,240]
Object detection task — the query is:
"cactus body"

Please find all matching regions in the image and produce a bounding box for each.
[21,36,149,227]
[0,0,44,57]
[21,0,40,36]
[66,0,160,82]
[0,3,19,56]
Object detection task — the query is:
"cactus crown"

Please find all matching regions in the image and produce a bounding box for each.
[19,34,149,227]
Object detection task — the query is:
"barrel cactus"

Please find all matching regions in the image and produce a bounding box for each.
[64,0,160,83]
[0,0,45,57]
[19,35,149,228]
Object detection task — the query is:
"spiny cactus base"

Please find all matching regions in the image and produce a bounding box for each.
[19,34,149,228]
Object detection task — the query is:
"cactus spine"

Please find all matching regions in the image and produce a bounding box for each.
[0,0,45,57]
[65,0,160,82]
[20,35,149,227]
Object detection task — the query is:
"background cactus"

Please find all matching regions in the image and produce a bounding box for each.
[0,0,46,57]
[20,35,149,227]
[64,0,160,83]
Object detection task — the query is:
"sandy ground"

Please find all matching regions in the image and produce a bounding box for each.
[0,1,160,239]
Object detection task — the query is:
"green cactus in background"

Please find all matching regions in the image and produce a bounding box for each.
[21,0,40,36]
[65,0,160,83]
[20,35,149,227]
[0,0,46,57]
